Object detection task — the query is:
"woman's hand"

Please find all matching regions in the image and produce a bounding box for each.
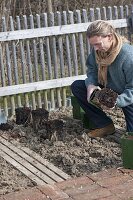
[87,84,101,102]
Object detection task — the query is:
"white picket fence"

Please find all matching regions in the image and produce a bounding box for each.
[0,6,132,116]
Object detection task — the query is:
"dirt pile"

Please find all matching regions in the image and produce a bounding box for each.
[0,106,125,195]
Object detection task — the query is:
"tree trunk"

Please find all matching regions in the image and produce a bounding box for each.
[46,0,52,13]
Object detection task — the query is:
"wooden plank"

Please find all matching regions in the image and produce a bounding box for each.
[40,13,49,110]
[108,6,113,20]
[76,10,86,75]
[19,146,70,180]
[57,11,65,78]
[36,14,48,109]
[10,16,22,108]
[114,6,118,20]
[96,7,101,20]
[82,9,90,57]
[2,17,15,116]
[0,75,86,97]
[69,11,78,76]
[30,14,42,108]
[90,8,95,21]
[23,15,36,110]
[0,44,8,116]
[1,135,70,180]
[0,140,56,184]
[16,16,30,107]
[63,11,72,77]
[57,11,66,107]
[36,14,46,81]
[0,19,128,42]
[49,12,57,109]
[103,7,107,20]
[43,13,55,110]
[0,149,46,186]
[0,136,64,182]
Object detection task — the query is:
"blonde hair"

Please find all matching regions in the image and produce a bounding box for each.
[86,20,116,38]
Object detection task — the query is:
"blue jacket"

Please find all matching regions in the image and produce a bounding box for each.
[85,43,133,108]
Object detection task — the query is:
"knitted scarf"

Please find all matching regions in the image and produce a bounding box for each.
[95,33,128,87]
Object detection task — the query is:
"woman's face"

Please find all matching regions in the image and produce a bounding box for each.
[88,35,113,52]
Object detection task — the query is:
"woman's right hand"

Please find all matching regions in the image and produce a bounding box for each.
[87,84,101,102]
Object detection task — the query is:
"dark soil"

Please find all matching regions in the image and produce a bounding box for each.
[0,106,126,195]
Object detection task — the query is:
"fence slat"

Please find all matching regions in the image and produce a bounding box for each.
[108,6,113,20]
[63,11,72,77]
[114,6,118,20]
[119,6,125,36]
[69,11,78,76]
[16,16,30,107]
[120,6,124,19]
[125,5,129,17]
[125,5,131,42]
[82,9,90,57]
[43,13,52,79]
[113,6,122,35]
[23,15,36,109]
[57,11,65,107]
[96,8,101,20]
[43,13,53,110]
[57,12,65,78]
[48,12,56,109]
[36,14,45,81]
[102,7,107,20]
[36,14,48,110]
[90,8,95,21]
[10,16,22,108]
[2,17,15,115]
[30,14,42,108]
[76,10,86,75]
[0,44,8,116]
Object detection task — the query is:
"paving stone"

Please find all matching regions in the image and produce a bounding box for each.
[98,195,122,200]
[88,168,123,182]
[38,184,69,200]
[118,168,133,176]
[0,197,5,200]
[71,187,112,200]
[60,182,100,196]
[109,178,133,199]
[97,174,133,188]
[116,190,133,200]
[2,168,133,200]
[55,198,73,200]
[56,176,93,191]
[3,188,47,200]
[111,178,133,191]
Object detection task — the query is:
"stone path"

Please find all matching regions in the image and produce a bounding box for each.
[1,168,133,200]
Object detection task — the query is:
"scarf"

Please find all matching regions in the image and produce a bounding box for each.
[95,33,128,87]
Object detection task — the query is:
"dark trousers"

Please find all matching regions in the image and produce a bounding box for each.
[71,80,133,132]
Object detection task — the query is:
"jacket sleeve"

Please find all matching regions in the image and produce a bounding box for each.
[85,49,99,88]
[116,57,133,107]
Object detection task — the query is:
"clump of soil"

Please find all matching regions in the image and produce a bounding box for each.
[91,88,118,108]
[0,123,13,131]
[0,106,125,195]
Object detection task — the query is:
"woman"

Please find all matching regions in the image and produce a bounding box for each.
[71,20,133,137]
